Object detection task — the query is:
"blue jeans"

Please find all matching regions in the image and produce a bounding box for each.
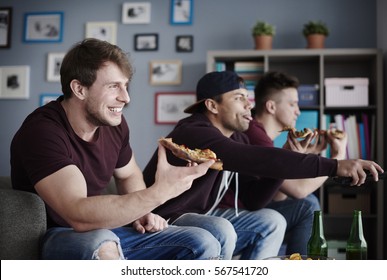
[173,208,286,260]
[41,225,221,260]
[266,194,321,255]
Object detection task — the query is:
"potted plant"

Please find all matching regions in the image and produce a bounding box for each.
[252,20,275,50]
[302,20,329,49]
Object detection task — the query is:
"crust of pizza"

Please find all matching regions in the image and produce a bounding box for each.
[318,129,345,139]
[158,138,223,170]
[330,129,345,139]
[279,127,313,138]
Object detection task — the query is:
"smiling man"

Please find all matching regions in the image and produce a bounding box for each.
[143,70,383,260]
[10,39,223,260]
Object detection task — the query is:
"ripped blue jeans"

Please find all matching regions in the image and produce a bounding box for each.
[41,225,221,260]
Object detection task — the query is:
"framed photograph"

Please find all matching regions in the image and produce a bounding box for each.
[0,7,12,48]
[46,52,65,82]
[23,12,63,43]
[85,21,117,44]
[155,92,196,124]
[0,66,30,99]
[170,0,193,25]
[40,93,62,106]
[122,2,151,24]
[134,33,158,51]
[149,60,182,85]
[176,35,193,52]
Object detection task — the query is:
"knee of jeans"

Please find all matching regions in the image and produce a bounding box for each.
[95,241,123,260]
[213,218,238,244]
[90,229,125,260]
[261,208,287,232]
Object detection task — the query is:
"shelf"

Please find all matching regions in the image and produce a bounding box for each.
[207,48,384,259]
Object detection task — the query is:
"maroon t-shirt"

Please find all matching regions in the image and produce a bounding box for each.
[10,96,132,227]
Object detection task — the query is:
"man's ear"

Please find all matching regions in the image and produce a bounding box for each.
[265,100,276,114]
[69,79,86,100]
[204,99,218,114]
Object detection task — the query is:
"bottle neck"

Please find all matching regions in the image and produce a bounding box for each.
[348,210,366,241]
[311,211,325,238]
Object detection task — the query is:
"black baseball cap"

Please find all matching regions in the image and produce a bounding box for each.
[184,71,245,113]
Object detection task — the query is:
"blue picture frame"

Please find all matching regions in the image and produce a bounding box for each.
[39,93,62,106]
[23,12,64,43]
[170,0,193,25]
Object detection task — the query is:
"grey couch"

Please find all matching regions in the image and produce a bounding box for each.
[0,176,46,260]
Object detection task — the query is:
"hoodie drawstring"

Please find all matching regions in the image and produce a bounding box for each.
[206,171,239,217]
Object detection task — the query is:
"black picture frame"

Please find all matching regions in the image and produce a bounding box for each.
[134,33,158,51]
[0,7,12,48]
[176,35,193,52]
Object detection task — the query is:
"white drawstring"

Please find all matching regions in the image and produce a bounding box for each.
[206,171,239,217]
[234,172,239,217]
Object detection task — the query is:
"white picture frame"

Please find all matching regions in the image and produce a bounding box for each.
[149,60,182,85]
[0,66,30,99]
[85,21,117,44]
[122,2,151,24]
[155,92,196,124]
[46,52,65,82]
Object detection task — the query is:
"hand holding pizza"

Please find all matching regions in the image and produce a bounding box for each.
[153,143,215,201]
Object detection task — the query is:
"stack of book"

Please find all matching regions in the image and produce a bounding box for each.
[233,61,264,88]
[321,113,374,160]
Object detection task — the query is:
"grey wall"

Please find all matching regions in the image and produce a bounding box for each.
[0,0,379,175]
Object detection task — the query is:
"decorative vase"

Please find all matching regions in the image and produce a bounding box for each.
[254,35,273,50]
[306,34,325,49]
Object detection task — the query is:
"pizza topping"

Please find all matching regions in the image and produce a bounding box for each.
[158,138,223,170]
[280,127,313,138]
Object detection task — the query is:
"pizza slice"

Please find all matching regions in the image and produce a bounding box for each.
[318,128,345,139]
[158,137,223,170]
[279,127,313,138]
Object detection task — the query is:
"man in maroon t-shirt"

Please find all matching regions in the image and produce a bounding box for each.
[10,39,222,260]
[239,71,347,254]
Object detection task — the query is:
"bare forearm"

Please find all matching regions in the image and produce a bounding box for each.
[280,176,327,199]
[70,186,167,232]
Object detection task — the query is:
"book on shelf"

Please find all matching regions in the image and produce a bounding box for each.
[328,113,375,160]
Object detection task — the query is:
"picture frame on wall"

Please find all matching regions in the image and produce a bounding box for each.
[122,2,151,24]
[0,7,12,48]
[46,52,65,82]
[40,93,62,106]
[85,21,117,45]
[149,60,182,85]
[176,35,193,52]
[0,66,30,99]
[155,92,196,124]
[23,12,63,43]
[170,0,193,25]
[134,33,158,51]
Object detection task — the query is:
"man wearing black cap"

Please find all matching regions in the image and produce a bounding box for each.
[143,71,382,260]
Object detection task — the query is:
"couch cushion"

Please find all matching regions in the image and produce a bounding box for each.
[0,188,47,259]
[0,176,11,189]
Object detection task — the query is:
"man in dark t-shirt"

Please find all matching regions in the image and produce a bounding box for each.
[10,39,222,260]
[143,71,382,259]
[234,71,347,255]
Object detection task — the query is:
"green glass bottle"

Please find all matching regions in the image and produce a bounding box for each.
[307,210,328,258]
[346,210,367,260]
